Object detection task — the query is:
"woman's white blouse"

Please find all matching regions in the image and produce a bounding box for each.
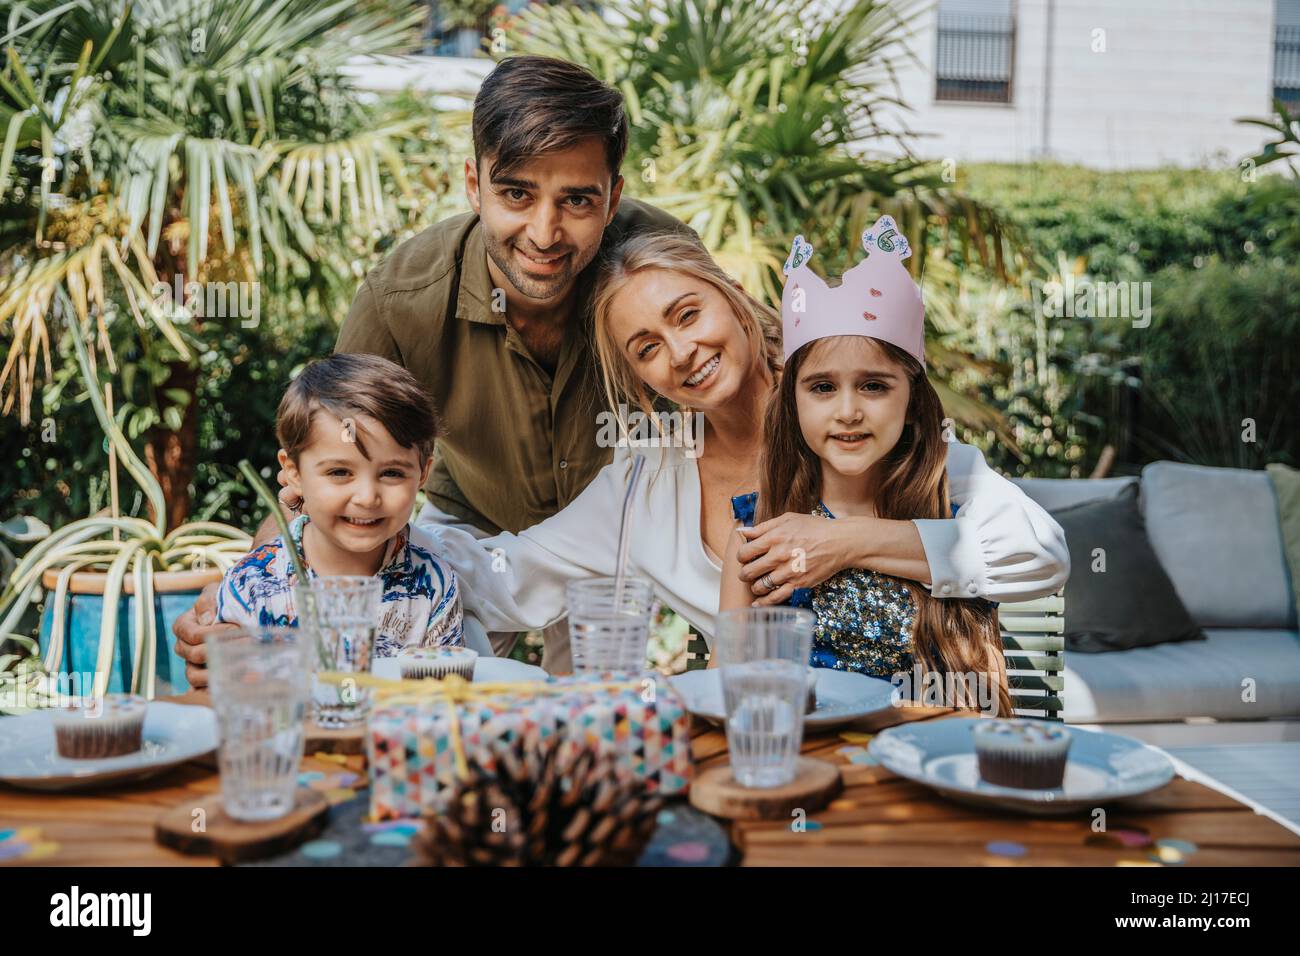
[417,440,1070,643]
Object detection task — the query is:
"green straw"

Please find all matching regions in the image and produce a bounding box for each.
[237,459,308,582]
[237,459,330,669]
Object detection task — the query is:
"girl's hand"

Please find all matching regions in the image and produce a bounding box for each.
[736,512,850,606]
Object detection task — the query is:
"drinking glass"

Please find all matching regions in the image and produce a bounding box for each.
[565,577,655,673]
[297,576,382,728]
[206,627,311,822]
[714,607,815,788]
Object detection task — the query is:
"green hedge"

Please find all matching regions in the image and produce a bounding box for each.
[953,163,1300,475]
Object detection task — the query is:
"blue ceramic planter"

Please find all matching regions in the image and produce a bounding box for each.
[37,572,218,697]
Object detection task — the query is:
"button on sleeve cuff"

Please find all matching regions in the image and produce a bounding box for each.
[913,516,988,600]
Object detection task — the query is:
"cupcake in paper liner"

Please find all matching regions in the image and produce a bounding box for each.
[398,646,478,681]
[53,694,147,759]
[973,718,1072,789]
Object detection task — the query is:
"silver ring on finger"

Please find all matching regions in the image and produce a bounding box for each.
[759,573,777,593]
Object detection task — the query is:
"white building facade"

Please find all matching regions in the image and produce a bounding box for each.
[349,1,1300,171]
[883,0,1298,169]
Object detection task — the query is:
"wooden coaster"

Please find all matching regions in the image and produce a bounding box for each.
[155,788,330,864]
[303,721,366,756]
[689,757,842,821]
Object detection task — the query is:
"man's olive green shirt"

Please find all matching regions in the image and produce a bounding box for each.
[335,197,696,536]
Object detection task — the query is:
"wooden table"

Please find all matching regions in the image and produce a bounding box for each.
[690,707,1300,867]
[3,695,1299,867]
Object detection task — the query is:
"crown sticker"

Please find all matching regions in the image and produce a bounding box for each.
[861,215,911,261]
[783,234,815,275]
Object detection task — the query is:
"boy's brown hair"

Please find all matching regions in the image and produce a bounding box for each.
[472,55,629,184]
[276,353,442,463]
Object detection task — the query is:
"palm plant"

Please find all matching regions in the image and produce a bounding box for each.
[0,0,432,528]
[0,299,250,702]
[502,0,1021,433]
[1239,97,1300,175]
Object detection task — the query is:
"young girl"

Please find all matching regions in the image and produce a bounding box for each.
[721,217,1012,716]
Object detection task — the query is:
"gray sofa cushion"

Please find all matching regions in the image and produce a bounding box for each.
[1063,629,1300,722]
[1141,462,1297,629]
[1053,484,1204,652]
[1013,476,1137,512]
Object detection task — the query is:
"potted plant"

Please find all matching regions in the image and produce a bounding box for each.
[0,314,250,700]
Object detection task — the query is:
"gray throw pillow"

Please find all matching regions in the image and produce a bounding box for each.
[1053,483,1205,653]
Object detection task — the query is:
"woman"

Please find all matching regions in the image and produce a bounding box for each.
[418,231,1069,647]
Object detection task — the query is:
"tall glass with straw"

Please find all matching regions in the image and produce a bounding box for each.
[565,454,654,673]
[300,576,382,727]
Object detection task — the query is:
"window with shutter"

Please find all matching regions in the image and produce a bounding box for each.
[935,0,1016,104]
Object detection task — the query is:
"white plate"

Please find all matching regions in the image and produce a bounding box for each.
[371,655,546,683]
[867,718,1176,815]
[668,667,897,731]
[0,702,218,792]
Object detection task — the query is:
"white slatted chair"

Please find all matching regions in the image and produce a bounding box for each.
[998,592,1066,721]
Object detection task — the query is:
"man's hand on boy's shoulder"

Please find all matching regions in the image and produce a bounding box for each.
[172,582,235,689]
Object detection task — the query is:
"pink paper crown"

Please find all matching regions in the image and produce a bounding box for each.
[779,215,925,366]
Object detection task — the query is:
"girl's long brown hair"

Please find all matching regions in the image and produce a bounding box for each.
[760,335,1013,717]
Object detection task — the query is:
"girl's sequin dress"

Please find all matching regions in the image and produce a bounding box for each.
[731,493,917,680]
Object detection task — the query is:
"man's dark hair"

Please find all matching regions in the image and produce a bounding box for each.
[277,353,442,462]
[472,55,629,184]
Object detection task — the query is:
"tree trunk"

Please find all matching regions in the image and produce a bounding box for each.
[145,242,199,531]
[144,361,199,531]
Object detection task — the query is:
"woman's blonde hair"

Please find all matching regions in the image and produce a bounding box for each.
[590,230,783,441]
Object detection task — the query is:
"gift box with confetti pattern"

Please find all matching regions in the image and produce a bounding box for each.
[365,673,694,821]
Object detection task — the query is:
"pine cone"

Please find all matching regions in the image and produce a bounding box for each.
[412,734,664,867]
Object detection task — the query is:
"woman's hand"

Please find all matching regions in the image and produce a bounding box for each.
[276,466,302,512]
[735,512,849,606]
[738,512,932,604]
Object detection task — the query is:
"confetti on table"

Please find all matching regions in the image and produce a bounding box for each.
[656,810,677,826]
[839,732,874,744]
[1116,859,1161,867]
[301,840,343,859]
[800,821,823,832]
[985,841,1026,858]
[0,827,59,863]
[24,842,60,861]
[1150,846,1186,865]
[1085,828,1152,850]
[836,745,865,756]
[324,788,356,805]
[371,831,412,848]
[849,751,879,766]
[1155,838,1197,855]
[312,752,350,765]
[665,841,711,863]
[363,819,420,833]
[1114,829,1153,848]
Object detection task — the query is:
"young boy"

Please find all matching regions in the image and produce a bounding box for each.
[216,353,463,655]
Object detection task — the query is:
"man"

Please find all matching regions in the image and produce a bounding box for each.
[173,55,699,685]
